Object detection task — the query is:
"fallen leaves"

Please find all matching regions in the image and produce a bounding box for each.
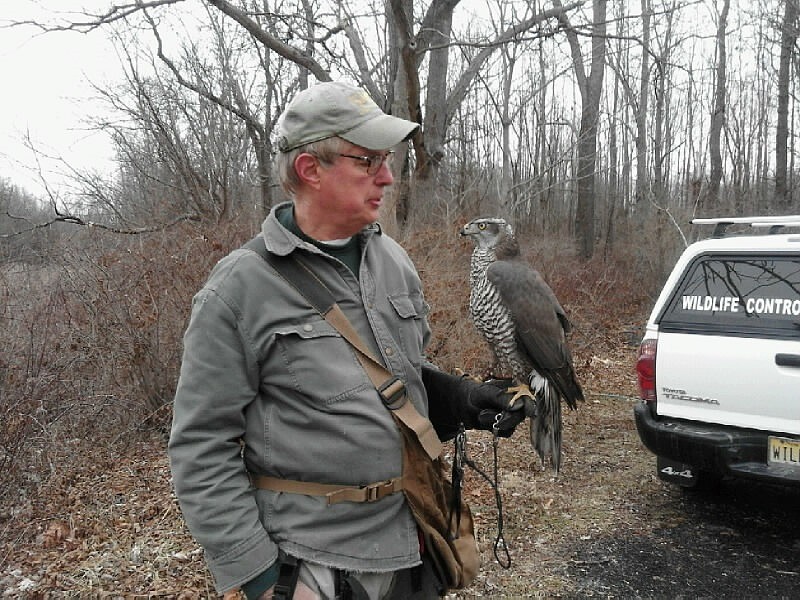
[0,325,647,597]
[0,436,216,596]
[41,521,75,549]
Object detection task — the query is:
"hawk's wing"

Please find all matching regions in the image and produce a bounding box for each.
[487,259,583,408]
[487,260,570,367]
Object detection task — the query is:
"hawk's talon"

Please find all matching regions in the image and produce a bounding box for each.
[505,384,536,409]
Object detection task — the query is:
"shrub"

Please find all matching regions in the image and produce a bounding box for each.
[0,215,256,500]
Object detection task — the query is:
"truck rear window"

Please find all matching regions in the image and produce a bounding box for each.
[659,254,800,337]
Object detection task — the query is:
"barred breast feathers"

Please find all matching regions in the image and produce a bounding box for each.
[468,246,529,378]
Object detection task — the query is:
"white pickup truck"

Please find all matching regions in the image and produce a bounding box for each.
[634,216,800,488]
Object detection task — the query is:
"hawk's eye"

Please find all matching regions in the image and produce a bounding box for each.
[478,223,487,230]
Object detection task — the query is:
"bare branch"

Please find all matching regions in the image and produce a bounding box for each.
[3,0,186,33]
[206,0,332,81]
[445,1,584,119]
[140,7,260,132]
[2,211,198,237]
[340,8,381,100]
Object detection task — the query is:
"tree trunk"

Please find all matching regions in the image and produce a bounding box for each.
[775,0,798,211]
[635,0,651,209]
[556,0,607,259]
[706,0,730,214]
[652,3,675,206]
[500,51,516,214]
[604,0,625,256]
[422,0,458,169]
[386,0,424,233]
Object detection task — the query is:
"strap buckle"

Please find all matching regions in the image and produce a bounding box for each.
[378,376,406,410]
[324,478,401,504]
[365,479,398,502]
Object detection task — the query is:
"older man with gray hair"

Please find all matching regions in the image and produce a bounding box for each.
[168,81,523,600]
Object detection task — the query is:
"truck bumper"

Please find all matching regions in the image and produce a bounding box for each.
[633,402,800,486]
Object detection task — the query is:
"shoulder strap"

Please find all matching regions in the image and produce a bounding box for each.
[243,235,334,313]
[243,235,443,460]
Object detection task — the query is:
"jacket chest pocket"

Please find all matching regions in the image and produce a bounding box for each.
[268,319,369,404]
[387,292,426,365]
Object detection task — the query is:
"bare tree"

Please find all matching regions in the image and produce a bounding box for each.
[14,0,800,239]
[386,0,582,227]
[603,0,627,254]
[555,0,607,258]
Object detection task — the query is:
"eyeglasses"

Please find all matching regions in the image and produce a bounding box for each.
[337,151,395,175]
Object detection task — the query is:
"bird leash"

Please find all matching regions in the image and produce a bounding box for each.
[450,422,512,569]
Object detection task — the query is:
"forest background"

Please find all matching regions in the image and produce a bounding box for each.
[1,0,799,595]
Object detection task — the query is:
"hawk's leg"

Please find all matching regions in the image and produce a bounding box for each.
[529,370,548,394]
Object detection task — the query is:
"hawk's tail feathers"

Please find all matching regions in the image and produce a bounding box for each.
[528,379,563,473]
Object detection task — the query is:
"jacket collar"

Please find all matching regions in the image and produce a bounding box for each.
[262,201,382,256]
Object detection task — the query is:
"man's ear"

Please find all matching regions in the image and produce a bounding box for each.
[294,153,321,188]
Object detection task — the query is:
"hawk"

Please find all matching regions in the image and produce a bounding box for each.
[460,217,584,472]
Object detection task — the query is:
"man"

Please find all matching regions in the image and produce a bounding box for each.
[168,81,523,599]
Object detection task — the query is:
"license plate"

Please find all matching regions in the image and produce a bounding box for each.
[768,436,800,465]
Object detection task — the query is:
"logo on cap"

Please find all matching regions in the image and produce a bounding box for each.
[349,90,376,115]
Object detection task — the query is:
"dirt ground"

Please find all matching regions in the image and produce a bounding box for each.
[2,343,799,598]
[461,402,800,599]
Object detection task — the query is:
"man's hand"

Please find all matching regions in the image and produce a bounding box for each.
[466,379,526,437]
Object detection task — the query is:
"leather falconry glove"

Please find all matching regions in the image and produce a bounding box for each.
[422,365,526,441]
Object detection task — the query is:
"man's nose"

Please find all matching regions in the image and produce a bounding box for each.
[374,159,395,184]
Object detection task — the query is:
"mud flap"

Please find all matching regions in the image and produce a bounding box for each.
[657,456,699,487]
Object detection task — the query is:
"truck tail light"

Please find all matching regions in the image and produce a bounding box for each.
[636,338,657,403]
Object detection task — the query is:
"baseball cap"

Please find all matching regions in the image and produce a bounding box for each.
[275,81,419,152]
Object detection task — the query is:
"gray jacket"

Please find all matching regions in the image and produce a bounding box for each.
[168,203,432,593]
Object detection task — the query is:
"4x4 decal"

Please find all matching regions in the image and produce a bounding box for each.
[659,465,694,479]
